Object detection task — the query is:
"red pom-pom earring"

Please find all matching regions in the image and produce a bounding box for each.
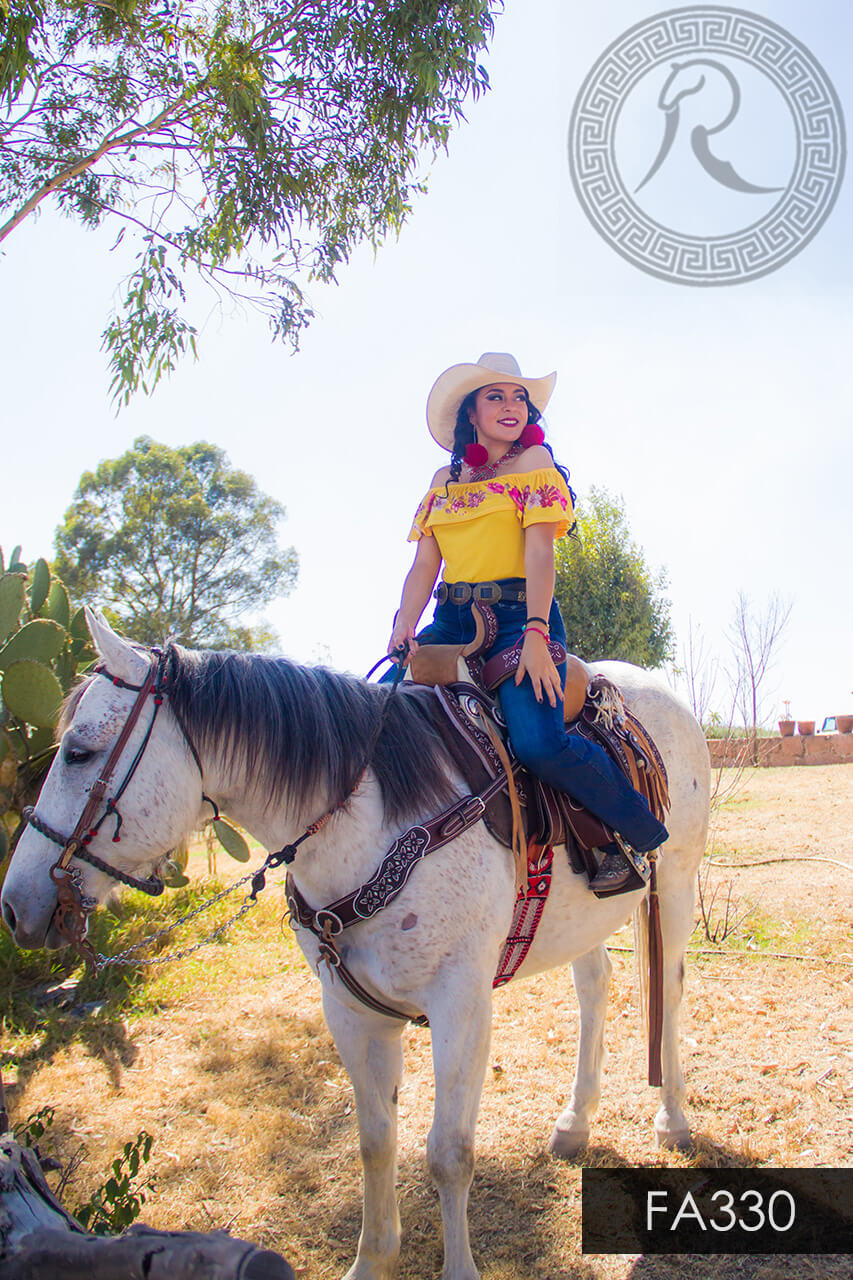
[519,422,545,448]
[463,442,489,467]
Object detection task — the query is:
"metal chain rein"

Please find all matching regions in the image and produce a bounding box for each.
[94,843,294,970]
[94,647,409,971]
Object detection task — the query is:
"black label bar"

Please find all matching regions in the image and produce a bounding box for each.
[582,1169,853,1255]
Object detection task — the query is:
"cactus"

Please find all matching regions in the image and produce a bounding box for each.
[0,574,26,644]
[1,660,65,728]
[0,619,67,670]
[0,548,96,868]
[0,546,250,884]
[29,558,51,616]
[46,579,71,629]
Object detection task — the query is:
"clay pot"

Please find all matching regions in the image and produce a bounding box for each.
[836,715,853,734]
[778,720,795,737]
[797,720,815,736]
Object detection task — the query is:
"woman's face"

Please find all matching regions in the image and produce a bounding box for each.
[468,382,529,445]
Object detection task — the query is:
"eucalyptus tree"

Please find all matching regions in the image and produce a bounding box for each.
[0,0,499,399]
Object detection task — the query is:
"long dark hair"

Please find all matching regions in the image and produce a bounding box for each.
[447,389,575,500]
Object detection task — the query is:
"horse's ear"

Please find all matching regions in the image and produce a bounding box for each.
[84,607,149,685]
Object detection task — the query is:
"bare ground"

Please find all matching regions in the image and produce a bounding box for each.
[5,766,853,1279]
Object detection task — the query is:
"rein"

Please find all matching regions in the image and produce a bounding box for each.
[25,644,410,972]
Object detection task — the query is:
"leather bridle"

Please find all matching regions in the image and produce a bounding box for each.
[21,646,211,965]
[21,644,410,974]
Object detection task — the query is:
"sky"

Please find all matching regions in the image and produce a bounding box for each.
[2,0,851,728]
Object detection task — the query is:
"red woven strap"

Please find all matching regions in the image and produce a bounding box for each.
[493,843,554,987]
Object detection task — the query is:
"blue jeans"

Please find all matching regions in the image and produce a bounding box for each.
[385,582,668,853]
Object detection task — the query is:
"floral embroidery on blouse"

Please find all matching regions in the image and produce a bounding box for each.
[527,482,567,511]
[446,490,488,513]
[409,468,573,542]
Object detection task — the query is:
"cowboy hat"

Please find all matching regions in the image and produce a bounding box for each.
[426,352,557,450]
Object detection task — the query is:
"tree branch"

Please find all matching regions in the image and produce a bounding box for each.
[0,95,191,243]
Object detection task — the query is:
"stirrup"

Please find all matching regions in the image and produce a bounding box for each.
[589,835,652,899]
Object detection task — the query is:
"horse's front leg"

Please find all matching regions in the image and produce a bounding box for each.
[425,975,493,1280]
[549,943,612,1157]
[322,990,405,1280]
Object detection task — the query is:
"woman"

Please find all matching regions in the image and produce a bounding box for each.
[386,352,668,895]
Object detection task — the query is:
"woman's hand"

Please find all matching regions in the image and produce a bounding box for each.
[515,630,564,707]
[387,536,441,662]
[387,617,418,661]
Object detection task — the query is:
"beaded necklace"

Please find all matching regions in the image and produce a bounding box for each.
[464,438,525,482]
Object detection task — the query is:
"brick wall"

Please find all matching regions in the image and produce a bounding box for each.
[707,733,853,768]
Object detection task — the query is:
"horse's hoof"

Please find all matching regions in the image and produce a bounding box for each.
[549,1125,589,1159]
[655,1127,693,1152]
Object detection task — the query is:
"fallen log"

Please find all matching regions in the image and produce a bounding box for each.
[0,1131,294,1280]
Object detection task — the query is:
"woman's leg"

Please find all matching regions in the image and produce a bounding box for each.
[496,674,668,854]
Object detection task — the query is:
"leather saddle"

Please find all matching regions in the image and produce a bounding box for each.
[405,605,669,876]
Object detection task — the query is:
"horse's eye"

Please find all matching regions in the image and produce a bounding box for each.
[64,745,93,765]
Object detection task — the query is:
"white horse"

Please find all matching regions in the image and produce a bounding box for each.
[2,612,710,1280]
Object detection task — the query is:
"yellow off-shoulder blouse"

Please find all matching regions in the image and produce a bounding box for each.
[408,467,574,583]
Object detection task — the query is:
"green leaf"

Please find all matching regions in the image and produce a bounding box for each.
[168,842,188,874]
[0,574,27,643]
[1,660,64,728]
[29,558,51,615]
[161,845,189,887]
[45,579,71,630]
[162,867,190,888]
[213,818,250,862]
[0,824,8,863]
[0,619,67,671]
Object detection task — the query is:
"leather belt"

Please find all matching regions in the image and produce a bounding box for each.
[435,580,526,606]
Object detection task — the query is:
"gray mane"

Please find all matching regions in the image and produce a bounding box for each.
[164,648,460,825]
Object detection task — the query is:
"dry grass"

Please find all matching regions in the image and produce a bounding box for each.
[4,768,853,1279]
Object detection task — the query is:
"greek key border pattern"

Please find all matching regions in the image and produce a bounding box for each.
[568,6,846,284]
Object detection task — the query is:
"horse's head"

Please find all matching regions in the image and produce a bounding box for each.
[1,610,206,950]
[657,58,739,128]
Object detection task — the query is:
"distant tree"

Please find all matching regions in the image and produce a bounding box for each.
[54,437,297,649]
[554,487,673,668]
[0,0,498,401]
[727,590,792,764]
[679,616,720,726]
